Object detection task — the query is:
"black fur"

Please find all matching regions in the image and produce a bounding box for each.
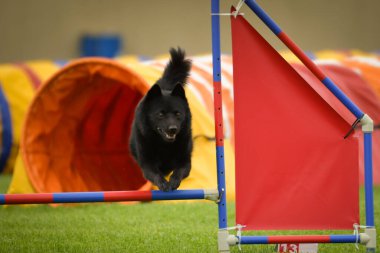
[129,48,193,191]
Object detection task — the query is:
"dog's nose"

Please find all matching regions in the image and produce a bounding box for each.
[168,126,177,134]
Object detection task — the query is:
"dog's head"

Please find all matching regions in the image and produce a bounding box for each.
[144,84,190,143]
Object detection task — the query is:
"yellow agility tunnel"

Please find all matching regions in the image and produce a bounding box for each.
[3,56,236,198]
[0,61,59,173]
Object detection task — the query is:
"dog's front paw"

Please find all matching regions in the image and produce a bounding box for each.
[157,180,171,192]
[168,178,181,191]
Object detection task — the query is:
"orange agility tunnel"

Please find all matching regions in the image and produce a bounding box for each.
[21,58,150,192]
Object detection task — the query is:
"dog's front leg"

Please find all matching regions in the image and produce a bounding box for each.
[141,166,171,192]
[169,162,191,190]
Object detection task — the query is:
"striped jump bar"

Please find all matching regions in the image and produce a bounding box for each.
[244,0,364,119]
[228,234,370,245]
[0,189,219,205]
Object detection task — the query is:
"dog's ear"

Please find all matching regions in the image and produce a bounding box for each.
[171,83,186,99]
[146,84,162,100]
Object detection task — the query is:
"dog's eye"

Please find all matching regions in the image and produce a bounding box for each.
[157,112,165,118]
[175,112,182,117]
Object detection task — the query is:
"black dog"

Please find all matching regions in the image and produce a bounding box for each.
[129,48,192,191]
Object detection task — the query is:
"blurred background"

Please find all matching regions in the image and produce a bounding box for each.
[1,0,379,62]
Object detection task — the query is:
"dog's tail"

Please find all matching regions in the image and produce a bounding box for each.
[159,47,192,90]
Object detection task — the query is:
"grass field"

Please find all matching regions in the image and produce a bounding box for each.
[0,174,378,253]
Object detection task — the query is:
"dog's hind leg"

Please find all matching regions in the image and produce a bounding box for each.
[168,162,191,190]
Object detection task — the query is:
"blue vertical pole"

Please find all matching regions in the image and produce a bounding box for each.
[364,133,375,227]
[211,0,228,229]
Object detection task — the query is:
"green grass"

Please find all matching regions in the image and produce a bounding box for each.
[0,175,378,253]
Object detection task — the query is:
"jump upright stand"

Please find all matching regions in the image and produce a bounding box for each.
[211,0,376,252]
[211,0,230,251]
